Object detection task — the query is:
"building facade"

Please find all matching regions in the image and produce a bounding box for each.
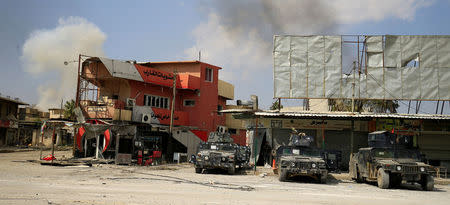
[232,111,450,171]
[0,96,28,146]
[76,56,234,158]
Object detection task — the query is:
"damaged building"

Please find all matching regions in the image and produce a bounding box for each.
[226,35,450,171]
[229,109,450,171]
[0,95,28,146]
[74,56,242,163]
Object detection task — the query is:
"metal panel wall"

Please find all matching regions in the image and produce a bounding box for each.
[273,35,450,100]
[273,35,341,99]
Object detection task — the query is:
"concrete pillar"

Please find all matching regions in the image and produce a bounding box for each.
[95,135,100,159]
[32,129,38,146]
[316,129,324,148]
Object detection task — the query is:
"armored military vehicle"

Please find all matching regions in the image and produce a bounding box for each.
[274,130,328,183]
[349,131,434,190]
[194,126,251,174]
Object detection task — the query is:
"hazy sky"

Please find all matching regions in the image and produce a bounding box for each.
[1,0,449,114]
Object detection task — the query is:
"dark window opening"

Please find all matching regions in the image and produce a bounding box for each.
[403,53,420,67]
[144,95,169,109]
[229,128,237,135]
[217,105,223,115]
[184,100,195,107]
[205,67,213,82]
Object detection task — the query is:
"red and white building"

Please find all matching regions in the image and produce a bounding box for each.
[76,56,245,157]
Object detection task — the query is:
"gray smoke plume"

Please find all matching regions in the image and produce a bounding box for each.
[187,0,338,81]
[22,17,106,110]
[211,0,337,38]
[185,0,431,108]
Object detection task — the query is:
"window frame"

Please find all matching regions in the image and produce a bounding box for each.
[183,99,196,107]
[205,67,213,82]
[144,94,169,109]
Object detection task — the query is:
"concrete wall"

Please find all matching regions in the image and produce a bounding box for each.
[218,80,234,100]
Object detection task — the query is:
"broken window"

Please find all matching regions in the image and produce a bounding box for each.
[403,53,420,67]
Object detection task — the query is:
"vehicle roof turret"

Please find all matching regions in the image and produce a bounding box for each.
[207,131,234,143]
[288,128,315,147]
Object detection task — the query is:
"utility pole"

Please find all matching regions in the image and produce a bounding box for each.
[169,70,178,133]
[75,54,81,107]
[408,101,411,114]
[436,101,440,114]
[352,61,356,113]
[254,117,258,173]
[60,99,63,119]
[278,98,281,111]
[357,37,361,101]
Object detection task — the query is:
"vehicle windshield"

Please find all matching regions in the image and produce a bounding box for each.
[281,147,321,157]
[199,143,234,151]
[218,144,234,151]
[372,148,420,159]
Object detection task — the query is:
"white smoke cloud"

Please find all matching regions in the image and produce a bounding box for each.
[184,0,433,107]
[22,17,106,110]
[184,13,271,82]
[332,0,433,24]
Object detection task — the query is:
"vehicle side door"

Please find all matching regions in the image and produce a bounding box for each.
[357,150,369,177]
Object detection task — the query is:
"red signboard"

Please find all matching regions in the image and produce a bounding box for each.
[135,64,182,88]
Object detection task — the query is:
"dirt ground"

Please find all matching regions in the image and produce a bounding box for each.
[0,149,449,205]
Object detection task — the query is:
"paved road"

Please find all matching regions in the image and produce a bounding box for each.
[0,150,449,204]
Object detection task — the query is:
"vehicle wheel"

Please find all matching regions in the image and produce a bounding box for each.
[389,174,402,188]
[228,166,235,175]
[377,168,390,189]
[273,168,279,175]
[319,174,327,184]
[421,175,434,191]
[195,167,202,174]
[279,169,288,182]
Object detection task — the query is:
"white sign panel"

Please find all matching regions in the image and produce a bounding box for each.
[273,35,450,100]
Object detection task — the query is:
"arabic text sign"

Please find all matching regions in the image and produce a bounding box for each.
[151,107,189,125]
[135,64,181,88]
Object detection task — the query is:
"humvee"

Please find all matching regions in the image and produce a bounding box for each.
[274,131,327,183]
[193,127,250,174]
[349,131,434,190]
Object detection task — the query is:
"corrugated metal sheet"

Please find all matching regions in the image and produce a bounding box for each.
[99,57,144,82]
[0,96,28,105]
[254,111,450,120]
[220,109,254,113]
[274,35,450,100]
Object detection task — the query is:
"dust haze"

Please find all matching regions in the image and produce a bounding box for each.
[185,0,431,108]
[21,17,106,110]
